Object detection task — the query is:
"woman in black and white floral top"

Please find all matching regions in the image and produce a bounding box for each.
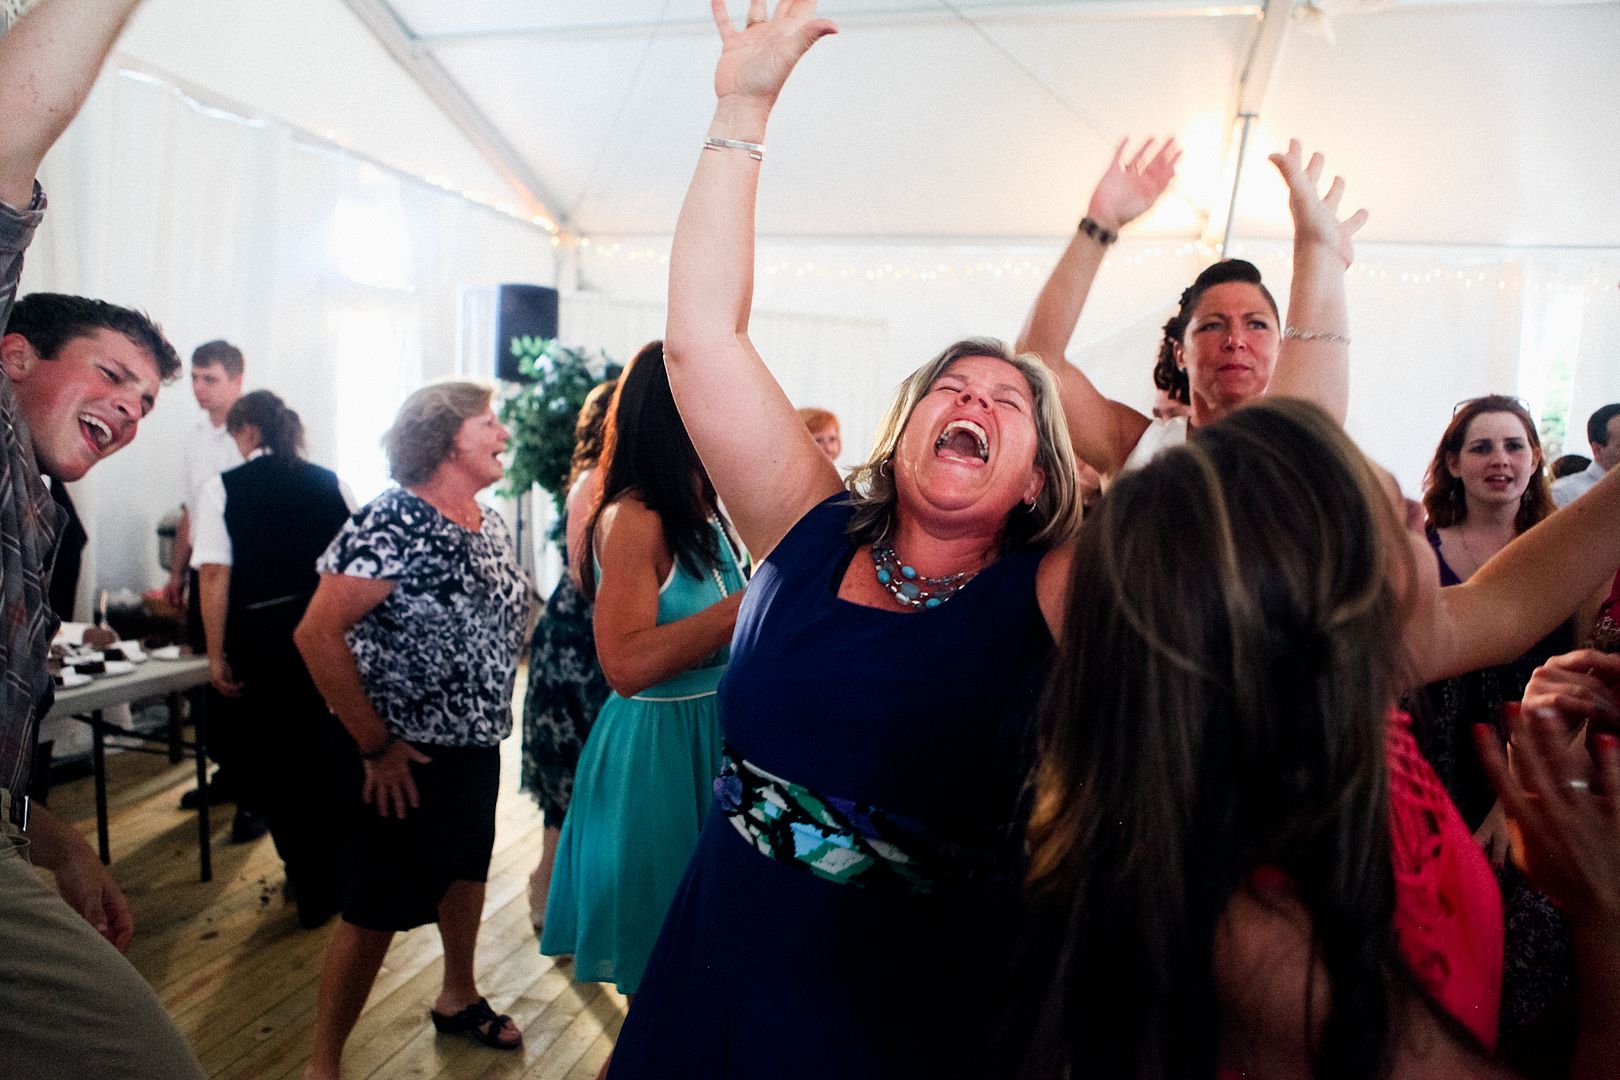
[295,379,534,1079]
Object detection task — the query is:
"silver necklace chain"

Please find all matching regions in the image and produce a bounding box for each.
[1453,525,1508,579]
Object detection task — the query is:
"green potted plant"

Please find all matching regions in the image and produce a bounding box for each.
[500,339,621,540]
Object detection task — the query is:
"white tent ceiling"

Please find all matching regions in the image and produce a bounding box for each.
[334,0,1620,249]
[22,0,1620,605]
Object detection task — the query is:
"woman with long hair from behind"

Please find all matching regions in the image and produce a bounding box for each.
[540,342,748,1007]
[1022,399,1620,1079]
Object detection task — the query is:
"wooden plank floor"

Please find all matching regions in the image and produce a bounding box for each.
[44,682,627,1079]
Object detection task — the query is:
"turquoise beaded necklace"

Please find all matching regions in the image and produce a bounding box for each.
[871,544,975,609]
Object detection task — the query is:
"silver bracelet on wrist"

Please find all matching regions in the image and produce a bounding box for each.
[703,136,765,162]
[1283,326,1351,345]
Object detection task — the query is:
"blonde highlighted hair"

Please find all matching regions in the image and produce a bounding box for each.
[844,338,1083,551]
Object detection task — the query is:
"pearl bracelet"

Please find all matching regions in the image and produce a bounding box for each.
[1283,326,1351,345]
[704,136,765,162]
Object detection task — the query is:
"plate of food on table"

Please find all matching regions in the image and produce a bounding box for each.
[49,622,153,687]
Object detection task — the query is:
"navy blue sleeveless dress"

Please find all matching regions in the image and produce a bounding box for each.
[609,495,1051,1079]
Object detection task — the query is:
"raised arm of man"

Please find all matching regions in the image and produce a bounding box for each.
[0,0,144,210]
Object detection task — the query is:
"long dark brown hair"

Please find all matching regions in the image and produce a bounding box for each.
[581,341,720,601]
[568,377,618,489]
[1421,395,1553,533]
[1023,399,1412,1080]
[227,390,305,461]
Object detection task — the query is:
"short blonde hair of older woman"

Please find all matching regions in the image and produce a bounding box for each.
[383,379,496,486]
[845,338,1083,551]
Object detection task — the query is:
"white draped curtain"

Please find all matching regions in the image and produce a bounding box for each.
[510,294,889,592]
[581,236,1620,495]
[22,62,557,614]
[15,61,1620,617]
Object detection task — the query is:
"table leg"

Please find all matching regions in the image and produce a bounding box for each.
[194,696,211,883]
[167,691,183,763]
[91,711,109,865]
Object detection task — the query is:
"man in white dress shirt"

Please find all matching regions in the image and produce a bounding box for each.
[165,340,261,835]
[165,340,245,604]
[1553,403,1619,507]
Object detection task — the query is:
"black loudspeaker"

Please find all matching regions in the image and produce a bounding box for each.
[495,284,559,382]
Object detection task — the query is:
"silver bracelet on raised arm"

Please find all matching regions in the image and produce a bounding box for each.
[703,137,765,162]
[1282,326,1351,345]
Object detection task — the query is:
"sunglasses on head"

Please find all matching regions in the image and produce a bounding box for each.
[1453,395,1532,416]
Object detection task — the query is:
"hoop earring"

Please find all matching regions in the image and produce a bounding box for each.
[879,458,892,478]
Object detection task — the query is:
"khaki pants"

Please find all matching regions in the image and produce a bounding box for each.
[0,835,206,1079]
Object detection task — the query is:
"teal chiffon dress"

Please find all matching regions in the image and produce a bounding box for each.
[539,519,745,994]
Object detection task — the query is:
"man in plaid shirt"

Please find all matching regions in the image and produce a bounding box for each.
[0,2,205,1075]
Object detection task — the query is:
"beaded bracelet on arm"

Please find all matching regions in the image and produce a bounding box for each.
[1077,216,1117,246]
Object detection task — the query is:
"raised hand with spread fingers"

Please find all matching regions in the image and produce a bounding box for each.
[1016,136,1181,477]
[710,0,838,110]
[1264,139,1367,423]
[1088,136,1181,234]
[1268,138,1369,270]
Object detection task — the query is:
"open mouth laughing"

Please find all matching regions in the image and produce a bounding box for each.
[79,413,115,453]
[934,419,989,464]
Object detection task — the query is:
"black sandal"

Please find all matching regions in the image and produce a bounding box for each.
[429,997,522,1050]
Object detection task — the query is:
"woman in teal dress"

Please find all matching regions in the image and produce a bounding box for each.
[540,341,746,996]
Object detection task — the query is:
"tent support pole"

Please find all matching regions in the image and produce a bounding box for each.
[1221,112,1257,254]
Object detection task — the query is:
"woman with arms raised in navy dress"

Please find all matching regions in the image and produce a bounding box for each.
[605,6,1091,1075]
[608,4,1606,1078]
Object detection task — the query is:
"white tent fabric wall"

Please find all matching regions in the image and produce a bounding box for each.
[579,235,1620,495]
[12,8,1620,615]
[1219,241,1620,493]
[560,291,888,466]
[22,63,557,613]
[527,292,890,591]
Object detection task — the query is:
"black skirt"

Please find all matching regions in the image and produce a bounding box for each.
[341,743,501,932]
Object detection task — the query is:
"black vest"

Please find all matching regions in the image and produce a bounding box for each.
[221,456,350,667]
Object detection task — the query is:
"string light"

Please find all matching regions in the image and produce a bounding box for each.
[567,235,1619,300]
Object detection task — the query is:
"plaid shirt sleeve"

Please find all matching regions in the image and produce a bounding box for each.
[0,183,65,816]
